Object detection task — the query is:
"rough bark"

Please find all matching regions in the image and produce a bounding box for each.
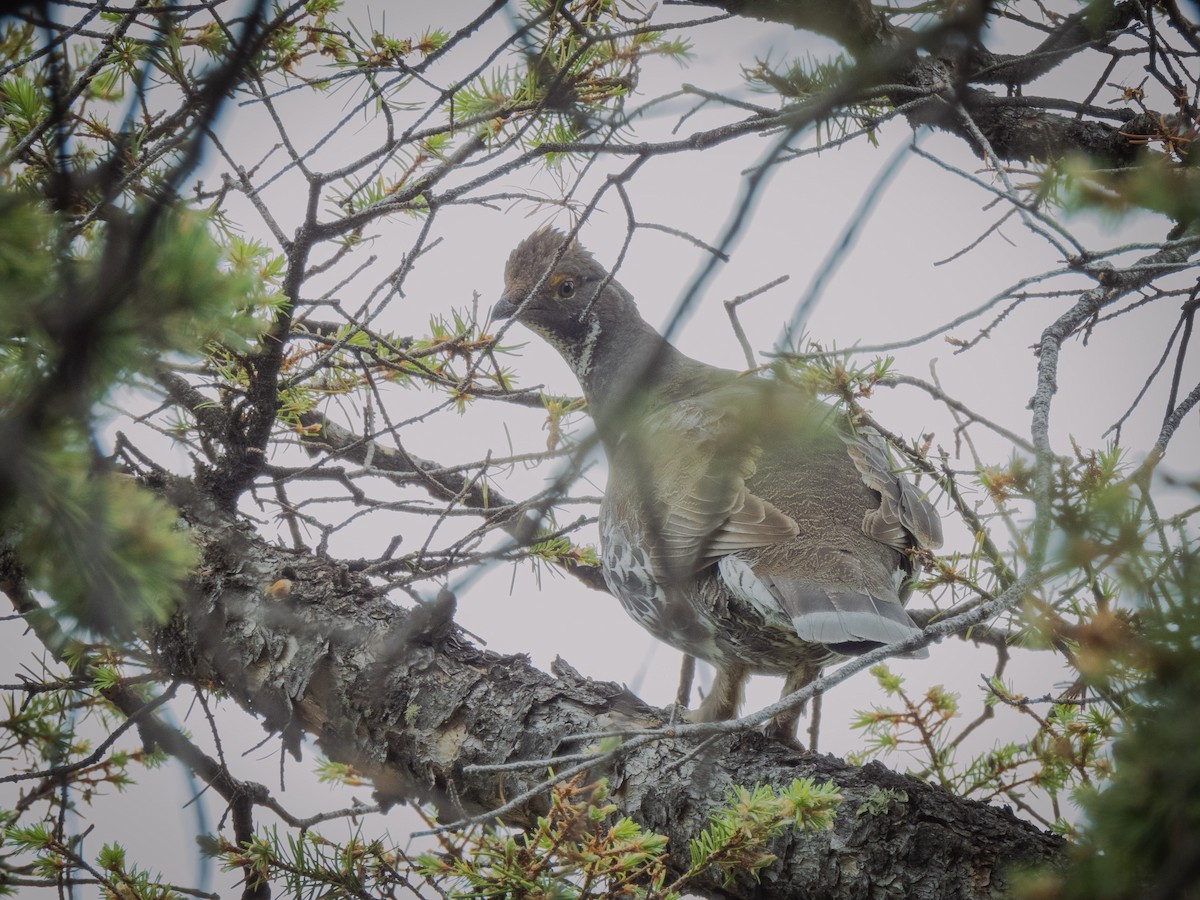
[154,484,1066,899]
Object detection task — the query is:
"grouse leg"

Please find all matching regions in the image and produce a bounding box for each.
[694,662,747,722]
[764,660,823,748]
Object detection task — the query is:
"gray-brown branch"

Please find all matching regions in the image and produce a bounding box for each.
[152,484,1066,900]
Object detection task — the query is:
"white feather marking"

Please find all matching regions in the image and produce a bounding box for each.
[571,314,604,379]
[791,612,854,644]
[792,609,921,645]
[717,556,783,620]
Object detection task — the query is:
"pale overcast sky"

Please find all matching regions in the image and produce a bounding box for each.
[5,1,1196,895]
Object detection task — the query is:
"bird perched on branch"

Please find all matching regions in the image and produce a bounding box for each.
[492,228,942,742]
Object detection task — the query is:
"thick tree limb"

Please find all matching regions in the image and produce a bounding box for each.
[154,486,1066,899]
[680,0,896,52]
[684,0,1159,174]
[968,3,1142,86]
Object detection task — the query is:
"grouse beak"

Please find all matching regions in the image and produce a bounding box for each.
[492,293,518,321]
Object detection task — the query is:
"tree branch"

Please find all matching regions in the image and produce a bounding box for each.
[152,486,1066,900]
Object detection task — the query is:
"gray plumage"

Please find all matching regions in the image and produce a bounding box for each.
[493,228,942,740]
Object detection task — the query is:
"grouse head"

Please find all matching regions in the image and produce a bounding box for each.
[492,228,677,408]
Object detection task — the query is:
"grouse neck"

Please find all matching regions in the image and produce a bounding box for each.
[575,313,698,435]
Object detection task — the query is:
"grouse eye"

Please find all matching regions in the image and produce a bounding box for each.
[558,279,576,299]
